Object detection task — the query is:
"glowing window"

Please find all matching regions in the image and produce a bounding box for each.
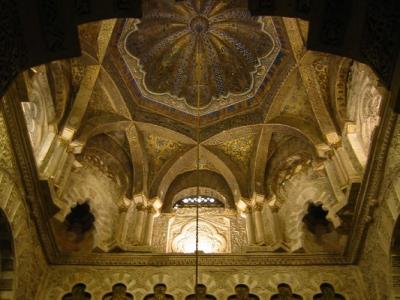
[173,196,224,209]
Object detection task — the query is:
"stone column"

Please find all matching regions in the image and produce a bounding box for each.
[270,206,284,246]
[244,207,255,245]
[133,203,146,244]
[253,203,265,245]
[115,204,130,244]
[143,206,156,246]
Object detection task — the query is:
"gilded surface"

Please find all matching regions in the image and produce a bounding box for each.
[117,2,289,124]
[125,0,274,108]
[211,134,258,175]
[143,134,191,186]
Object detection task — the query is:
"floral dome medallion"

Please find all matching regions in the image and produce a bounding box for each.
[124,0,276,108]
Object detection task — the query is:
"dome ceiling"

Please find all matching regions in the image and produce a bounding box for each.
[125,0,275,108]
[115,0,292,126]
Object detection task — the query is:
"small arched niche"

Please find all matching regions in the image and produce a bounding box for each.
[270,283,302,299]
[144,283,174,300]
[228,284,260,299]
[0,210,15,300]
[313,283,345,299]
[62,283,91,300]
[103,283,133,300]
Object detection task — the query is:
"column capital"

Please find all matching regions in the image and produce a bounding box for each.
[136,203,147,211]
[253,202,264,212]
[242,206,252,214]
[146,205,157,214]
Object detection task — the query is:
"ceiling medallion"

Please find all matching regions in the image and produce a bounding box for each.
[123,0,280,114]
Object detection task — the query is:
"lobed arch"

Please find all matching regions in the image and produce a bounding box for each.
[59,169,120,252]
[308,274,355,300]
[44,272,99,300]
[224,274,262,298]
[278,176,342,252]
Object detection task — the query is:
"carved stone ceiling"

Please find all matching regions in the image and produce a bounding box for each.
[11,0,390,267]
[109,0,293,128]
[73,12,334,205]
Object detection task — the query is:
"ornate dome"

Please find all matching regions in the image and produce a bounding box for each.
[125,0,275,108]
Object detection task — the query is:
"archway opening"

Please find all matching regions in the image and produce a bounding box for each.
[391,217,400,297]
[0,210,15,300]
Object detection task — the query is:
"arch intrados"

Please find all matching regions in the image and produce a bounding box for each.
[162,169,235,212]
[155,147,241,202]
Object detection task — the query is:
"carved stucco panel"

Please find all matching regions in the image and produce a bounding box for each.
[152,208,246,254]
[151,213,171,252]
[345,62,385,167]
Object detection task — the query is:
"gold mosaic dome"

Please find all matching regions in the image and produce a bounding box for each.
[125,0,274,107]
